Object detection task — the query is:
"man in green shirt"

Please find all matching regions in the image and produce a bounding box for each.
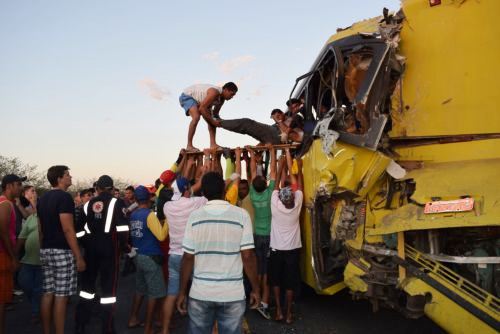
[246,144,276,320]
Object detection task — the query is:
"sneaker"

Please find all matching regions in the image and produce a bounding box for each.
[256,305,271,320]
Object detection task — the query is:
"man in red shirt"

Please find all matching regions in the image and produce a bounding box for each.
[0,174,25,334]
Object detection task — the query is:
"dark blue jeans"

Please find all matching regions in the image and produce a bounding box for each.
[188,298,245,334]
[17,263,42,315]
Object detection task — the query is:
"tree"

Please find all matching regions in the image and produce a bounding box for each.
[0,155,49,190]
[72,177,135,193]
[0,155,136,196]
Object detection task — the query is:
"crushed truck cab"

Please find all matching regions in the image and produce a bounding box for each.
[289,0,500,333]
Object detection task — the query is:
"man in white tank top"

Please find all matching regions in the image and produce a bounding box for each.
[179,82,238,152]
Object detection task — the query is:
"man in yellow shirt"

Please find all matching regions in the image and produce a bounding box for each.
[127,186,168,334]
[224,147,242,205]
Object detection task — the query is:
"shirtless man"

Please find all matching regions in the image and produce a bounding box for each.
[179,82,238,151]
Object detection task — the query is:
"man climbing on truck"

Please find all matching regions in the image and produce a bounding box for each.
[179,82,238,152]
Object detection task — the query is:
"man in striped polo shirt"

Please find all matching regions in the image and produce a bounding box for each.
[177,172,260,334]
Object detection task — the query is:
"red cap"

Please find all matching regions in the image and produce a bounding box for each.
[159,170,175,185]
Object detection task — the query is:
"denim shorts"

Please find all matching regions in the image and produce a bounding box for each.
[188,297,245,334]
[167,254,182,295]
[179,93,198,116]
[135,254,166,299]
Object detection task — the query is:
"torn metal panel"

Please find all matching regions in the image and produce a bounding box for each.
[390,133,500,148]
[427,254,500,265]
[304,141,392,200]
[386,160,407,179]
[312,115,340,156]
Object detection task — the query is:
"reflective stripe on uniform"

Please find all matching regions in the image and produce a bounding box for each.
[116,225,129,232]
[76,231,85,238]
[83,202,91,234]
[104,198,117,233]
[79,291,95,299]
[100,297,116,304]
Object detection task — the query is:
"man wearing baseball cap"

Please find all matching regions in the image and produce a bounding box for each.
[0,174,25,333]
[162,176,207,331]
[156,169,176,222]
[74,175,129,334]
[128,185,169,334]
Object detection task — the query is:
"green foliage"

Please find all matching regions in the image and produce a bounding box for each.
[72,177,134,193]
[0,155,135,196]
[0,155,49,191]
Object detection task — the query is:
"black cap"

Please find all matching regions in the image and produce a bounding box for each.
[1,174,27,189]
[95,175,114,189]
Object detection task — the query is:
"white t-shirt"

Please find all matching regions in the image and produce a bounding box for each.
[270,190,303,250]
[164,196,208,255]
[183,84,222,103]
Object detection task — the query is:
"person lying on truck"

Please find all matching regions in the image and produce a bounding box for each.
[213,109,303,145]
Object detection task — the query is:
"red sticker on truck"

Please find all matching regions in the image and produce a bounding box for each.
[424,198,474,214]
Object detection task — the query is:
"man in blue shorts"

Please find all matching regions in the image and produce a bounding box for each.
[179,82,238,151]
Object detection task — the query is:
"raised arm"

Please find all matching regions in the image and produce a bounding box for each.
[267,144,277,181]
[214,149,223,176]
[275,154,286,190]
[235,147,242,181]
[232,147,242,190]
[183,155,196,179]
[14,198,31,219]
[285,148,297,186]
[203,148,212,171]
[191,158,208,195]
[296,157,304,191]
[246,146,257,182]
[176,149,188,175]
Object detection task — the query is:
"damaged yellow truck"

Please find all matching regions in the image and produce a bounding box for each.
[291,0,500,332]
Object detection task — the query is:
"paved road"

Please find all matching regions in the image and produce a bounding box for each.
[6,270,444,334]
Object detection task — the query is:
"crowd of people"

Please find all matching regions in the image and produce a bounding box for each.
[0,145,304,334]
[0,83,306,334]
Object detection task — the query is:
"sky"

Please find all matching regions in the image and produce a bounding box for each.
[0,0,400,185]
